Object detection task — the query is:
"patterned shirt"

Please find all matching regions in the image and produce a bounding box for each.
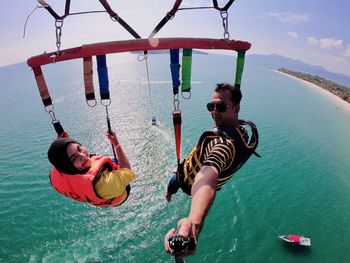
[181,127,249,189]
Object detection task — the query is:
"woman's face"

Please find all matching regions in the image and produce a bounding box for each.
[66,143,92,171]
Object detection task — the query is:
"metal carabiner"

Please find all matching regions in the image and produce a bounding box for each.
[86,98,97,107]
[137,52,148,61]
[220,10,230,43]
[173,94,180,112]
[55,19,64,54]
[101,98,112,107]
[37,0,48,7]
[45,106,57,122]
[181,91,191,100]
[111,15,120,22]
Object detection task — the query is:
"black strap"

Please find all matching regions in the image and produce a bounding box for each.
[40,0,141,39]
[148,0,183,38]
[98,0,142,39]
[214,119,261,160]
[212,0,235,11]
[39,0,71,19]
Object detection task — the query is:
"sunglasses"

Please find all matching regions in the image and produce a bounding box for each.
[206,102,231,112]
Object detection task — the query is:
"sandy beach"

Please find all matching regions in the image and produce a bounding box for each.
[274,70,350,116]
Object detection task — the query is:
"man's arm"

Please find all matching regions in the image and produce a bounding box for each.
[164,165,219,256]
[188,165,218,237]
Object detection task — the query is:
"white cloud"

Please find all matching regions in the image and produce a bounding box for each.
[344,44,350,58]
[306,36,350,69]
[307,36,344,51]
[319,38,343,50]
[267,12,310,24]
[307,36,319,46]
[288,31,298,39]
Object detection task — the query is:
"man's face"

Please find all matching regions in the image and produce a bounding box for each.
[208,90,240,127]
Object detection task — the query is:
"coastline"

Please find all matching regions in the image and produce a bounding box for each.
[274,69,350,116]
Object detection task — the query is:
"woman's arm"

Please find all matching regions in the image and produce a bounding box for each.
[106,131,131,169]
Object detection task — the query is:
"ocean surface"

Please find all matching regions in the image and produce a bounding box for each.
[1,51,350,263]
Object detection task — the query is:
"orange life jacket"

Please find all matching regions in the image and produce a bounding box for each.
[49,155,128,207]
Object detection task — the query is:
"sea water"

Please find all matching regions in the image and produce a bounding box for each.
[1,52,350,263]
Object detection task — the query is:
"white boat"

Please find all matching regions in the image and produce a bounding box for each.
[151,115,157,125]
[279,234,311,246]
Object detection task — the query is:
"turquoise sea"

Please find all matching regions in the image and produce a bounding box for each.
[1,52,350,263]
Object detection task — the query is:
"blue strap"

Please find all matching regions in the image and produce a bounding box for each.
[170,49,180,95]
[96,55,110,100]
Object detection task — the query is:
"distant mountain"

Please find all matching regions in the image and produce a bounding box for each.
[129,50,208,55]
[247,54,350,87]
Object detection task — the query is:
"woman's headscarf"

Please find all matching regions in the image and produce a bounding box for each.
[47,138,88,174]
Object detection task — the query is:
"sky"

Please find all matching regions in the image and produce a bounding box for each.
[1,0,349,77]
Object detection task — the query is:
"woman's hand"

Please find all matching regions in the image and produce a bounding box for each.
[58,131,69,138]
[106,130,131,169]
[106,130,119,147]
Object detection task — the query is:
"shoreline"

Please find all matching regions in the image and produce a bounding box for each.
[273,69,350,116]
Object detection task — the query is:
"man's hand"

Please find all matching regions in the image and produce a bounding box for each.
[164,218,197,257]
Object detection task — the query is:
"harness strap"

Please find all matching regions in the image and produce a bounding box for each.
[37,0,71,20]
[173,111,182,165]
[192,149,202,170]
[98,0,141,39]
[215,120,260,158]
[105,107,118,164]
[170,49,181,96]
[33,67,52,107]
[38,1,141,39]
[95,55,118,163]
[181,148,201,186]
[234,50,246,88]
[240,120,261,157]
[32,65,66,135]
[183,163,194,186]
[181,49,192,96]
[52,120,65,136]
[170,49,183,173]
[148,0,183,38]
[149,0,235,38]
[96,55,110,101]
[189,157,199,180]
[83,57,96,106]
[212,0,235,11]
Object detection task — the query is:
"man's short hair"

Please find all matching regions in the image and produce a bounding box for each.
[214,83,242,105]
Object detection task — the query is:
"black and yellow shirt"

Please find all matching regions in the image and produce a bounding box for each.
[179,124,254,191]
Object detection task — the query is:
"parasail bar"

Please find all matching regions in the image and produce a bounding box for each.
[27,38,251,67]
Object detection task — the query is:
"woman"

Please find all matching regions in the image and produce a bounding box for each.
[47,131,136,207]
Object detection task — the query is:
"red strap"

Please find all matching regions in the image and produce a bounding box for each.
[33,67,52,107]
[173,111,182,163]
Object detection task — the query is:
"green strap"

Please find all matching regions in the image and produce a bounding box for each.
[181,49,192,92]
[235,50,246,88]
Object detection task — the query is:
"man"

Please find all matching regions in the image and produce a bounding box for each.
[164,83,259,256]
